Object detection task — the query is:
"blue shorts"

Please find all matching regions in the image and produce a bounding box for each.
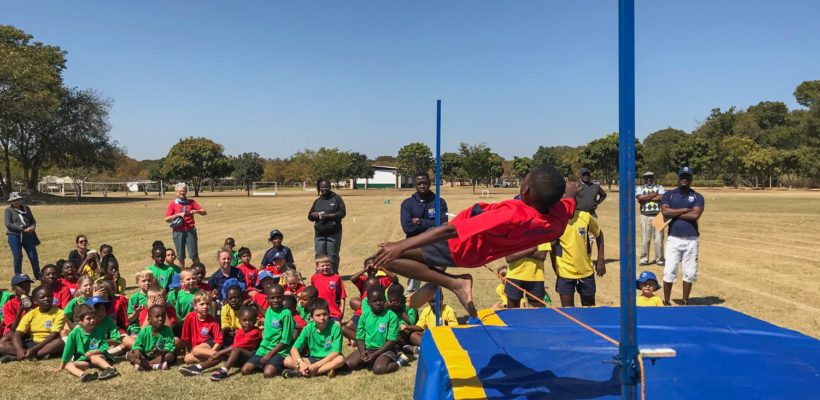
[330,317,341,324]
[556,275,596,297]
[420,240,454,269]
[246,353,285,372]
[351,315,360,326]
[504,279,546,306]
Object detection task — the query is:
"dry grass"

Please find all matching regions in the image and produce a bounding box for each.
[1,186,818,398]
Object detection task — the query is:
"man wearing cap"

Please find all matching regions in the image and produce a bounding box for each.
[636,172,665,266]
[661,167,705,306]
[400,172,448,294]
[575,169,607,218]
[5,192,40,279]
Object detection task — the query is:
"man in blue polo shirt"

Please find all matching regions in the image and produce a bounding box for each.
[660,166,704,306]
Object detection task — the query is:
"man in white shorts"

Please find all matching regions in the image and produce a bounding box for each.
[660,167,704,306]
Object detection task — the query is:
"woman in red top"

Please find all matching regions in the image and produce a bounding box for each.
[164,183,207,268]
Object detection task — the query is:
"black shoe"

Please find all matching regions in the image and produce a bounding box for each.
[180,365,203,376]
[0,355,18,363]
[98,367,119,380]
[663,301,671,306]
[80,371,99,382]
[639,261,649,266]
[210,368,228,381]
[282,369,301,379]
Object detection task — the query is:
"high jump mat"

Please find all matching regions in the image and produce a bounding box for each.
[414,306,820,399]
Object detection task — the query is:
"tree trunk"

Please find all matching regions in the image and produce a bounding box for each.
[1,140,11,196]
[472,180,476,193]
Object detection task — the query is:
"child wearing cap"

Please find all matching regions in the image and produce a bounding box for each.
[234,247,259,288]
[240,284,294,378]
[282,298,345,378]
[0,275,34,358]
[168,269,199,320]
[251,271,277,311]
[9,285,65,361]
[310,254,346,324]
[636,271,664,307]
[345,285,402,375]
[261,250,287,282]
[262,230,294,266]
[52,304,119,381]
[86,296,123,353]
[178,291,223,373]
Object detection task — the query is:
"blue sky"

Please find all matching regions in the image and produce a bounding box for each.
[4,1,819,160]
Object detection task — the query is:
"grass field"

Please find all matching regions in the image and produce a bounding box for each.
[1,186,818,398]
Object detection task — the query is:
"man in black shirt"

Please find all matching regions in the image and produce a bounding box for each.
[575,168,607,218]
[399,172,448,294]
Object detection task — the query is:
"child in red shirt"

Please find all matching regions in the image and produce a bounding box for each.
[351,257,395,295]
[58,260,79,298]
[310,255,346,324]
[180,291,223,368]
[250,271,276,311]
[179,307,261,381]
[282,270,305,296]
[235,247,259,289]
[374,165,580,319]
[261,250,287,284]
[191,263,212,292]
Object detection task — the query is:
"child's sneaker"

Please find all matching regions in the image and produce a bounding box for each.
[348,339,355,347]
[327,368,336,378]
[210,368,229,382]
[282,369,301,379]
[133,363,142,371]
[402,345,419,356]
[179,365,203,376]
[160,362,169,370]
[98,367,120,380]
[80,371,99,382]
[397,353,411,367]
[0,355,17,363]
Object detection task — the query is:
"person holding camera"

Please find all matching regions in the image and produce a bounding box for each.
[164,183,206,268]
[5,192,40,279]
[308,178,346,275]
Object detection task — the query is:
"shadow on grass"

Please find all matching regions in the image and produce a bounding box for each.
[673,296,725,306]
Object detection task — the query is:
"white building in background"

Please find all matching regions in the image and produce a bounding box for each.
[353,165,412,189]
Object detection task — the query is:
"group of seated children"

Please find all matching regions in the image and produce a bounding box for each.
[0,233,456,382]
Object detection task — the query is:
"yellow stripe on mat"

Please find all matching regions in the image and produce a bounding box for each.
[476,309,506,326]
[430,327,487,400]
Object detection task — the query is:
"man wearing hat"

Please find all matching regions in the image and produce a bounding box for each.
[660,167,705,306]
[575,169,607,218]
[635,172,665,266]
[5,192,40,279]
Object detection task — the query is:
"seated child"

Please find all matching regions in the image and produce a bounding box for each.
[282,298,345,378]
[402,290,458,355]
[235,247,258,288]
[58,260,79,297]
[1,274,33,340]
[148,242,178,291]
[40,264,71,308]
[240,285,294,379]
[636,271,664,307]
[165,247,181,273]
[98,254,126,295]
[251,271,277,311]
[261,250,287,283]
[310,254,346,324]
[10,285,66,361]
[282,270,305,296]
[385,284,418,347]
[208,249,246,302]
[168,268,199,319]
[345,286,402,375]
[179,291,223,369]
[373,165,579,318]
[99,244,113,259]
[85,296,125,355]
[80,250,101,280]
[220,284,249,346]
[63,275,94,326]
[351,256,396,294]
[342,276,381,341]
[127,270,155,336]
[191,263,212,292]
[0,289,12,336]
[182,307,261,381]
[127,304,176,370]
[296,286,318,324]
[136,285,178,329]
[94,279,130,333]
[282,295,306,340]
[493,265,509,309]
[261,229,294,265]
[51,304,119,382]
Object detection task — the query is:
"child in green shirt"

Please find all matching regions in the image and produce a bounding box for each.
[126,270,155,336]
[147,243,178,291]
[345,285,402,374]
[168,268,199,319]
[240,284,294,378]
[127,304,176,370]
[51,304,119,382]
[283,298,345,378]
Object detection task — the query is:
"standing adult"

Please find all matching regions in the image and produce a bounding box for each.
[635,171,665,266]
[400,172,448,294]
[661,167,704,306]
[164,182,207,268]
[575,168,607,218]
[5,192,40,279]
[67,235,89,272]
[308,178,346,274]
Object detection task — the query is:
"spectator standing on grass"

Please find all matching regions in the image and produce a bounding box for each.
[575,169,606,218]
[5,192,40,279]
[308,178,346,275]
[661,167,704,306]
[636,171,665,266]
[400,172,448,295]
[164,183,207,268]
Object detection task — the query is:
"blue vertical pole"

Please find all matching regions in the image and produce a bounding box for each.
[435,99,442,326]
[618,0,639,399]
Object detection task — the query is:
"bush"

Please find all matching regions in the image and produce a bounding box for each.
[692,180,724,187]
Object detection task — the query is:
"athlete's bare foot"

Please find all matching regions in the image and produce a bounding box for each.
[449,274,477,320]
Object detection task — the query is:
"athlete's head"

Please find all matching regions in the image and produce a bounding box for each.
[521,164,566,211]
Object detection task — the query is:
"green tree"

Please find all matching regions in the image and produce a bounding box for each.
[439,152,463,187]
[511,156,532,179]
[732,112,762,142]
[743,146,780,188]
[794,80,820,108]
[747,101,789,130]
[232,152,264,196]
[347,152,374,189]
[459,143,494,192]
[719,136,757,187]
[488,153,505,183]
[641,128,687,176]
[0,25,66,195]
[671,135,718,180]
[374,155,396,164]
[532,145,573,176]
[693,107,736,141]
[580,133,620,190]
[396,143,433,177]
[161,137,232,197]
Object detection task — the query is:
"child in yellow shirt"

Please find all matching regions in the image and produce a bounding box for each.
[636,271,664,307]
